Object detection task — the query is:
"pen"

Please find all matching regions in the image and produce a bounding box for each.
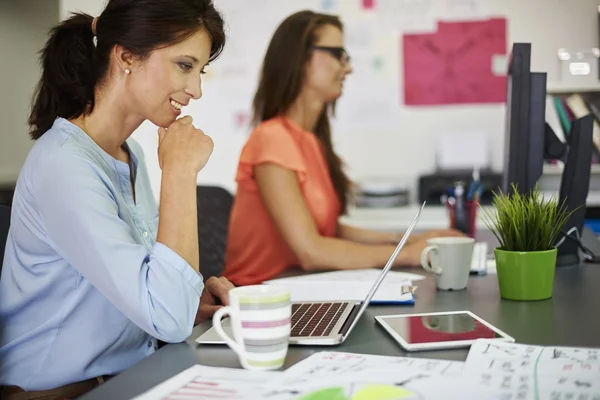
[474,184,483,204]
[454,181,468,233]
[467,168,480,201]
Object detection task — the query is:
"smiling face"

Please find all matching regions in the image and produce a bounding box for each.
[124,29,212,128]
[304,24,353,103]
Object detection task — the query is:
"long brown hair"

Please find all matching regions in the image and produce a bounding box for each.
[29,0,225,139]
[252,10,352,215]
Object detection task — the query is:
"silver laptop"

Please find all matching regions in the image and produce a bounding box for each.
[196,202,425,346]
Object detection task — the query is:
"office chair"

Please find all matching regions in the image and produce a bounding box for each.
[196,186,234,280]
[0,205,11,276]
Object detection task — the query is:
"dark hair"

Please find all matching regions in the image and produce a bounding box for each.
[252,10,353,215]
[29,0,226,139]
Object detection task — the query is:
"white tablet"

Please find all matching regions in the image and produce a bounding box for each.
[375,311,515,351]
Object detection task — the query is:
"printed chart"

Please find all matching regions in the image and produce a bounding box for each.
[298,384,418,400]
[134,343,600,400]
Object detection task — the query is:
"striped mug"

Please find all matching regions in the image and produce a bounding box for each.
[212,285,291,370]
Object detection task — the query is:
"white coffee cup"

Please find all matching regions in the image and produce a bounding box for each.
[212,285,291,370]
[420,237,475,290]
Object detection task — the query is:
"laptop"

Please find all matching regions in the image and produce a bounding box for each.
[196,201,425,346]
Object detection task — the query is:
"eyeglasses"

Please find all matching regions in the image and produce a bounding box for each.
[312,46,351,65]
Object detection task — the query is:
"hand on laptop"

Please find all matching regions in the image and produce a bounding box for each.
[194,276,235,325]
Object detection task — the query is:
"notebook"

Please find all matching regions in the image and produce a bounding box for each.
[470,242,489,275]
[264,269,424,305]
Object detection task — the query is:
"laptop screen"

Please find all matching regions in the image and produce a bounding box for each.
[342,202,426,338]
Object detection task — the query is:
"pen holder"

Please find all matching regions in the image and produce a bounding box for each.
[445,200,478,238]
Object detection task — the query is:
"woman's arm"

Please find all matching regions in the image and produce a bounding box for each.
[336,224,464,245]
[37,150,202,343]
[336,223,411,245]
[158,167,199,272]
[255,164,420,271]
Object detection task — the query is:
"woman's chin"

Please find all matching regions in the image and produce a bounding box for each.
[148,114,177,129]
[326,89,343,102]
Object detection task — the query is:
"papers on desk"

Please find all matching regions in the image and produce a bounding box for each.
[264,269,425,304]
[131,364,283,400]
[463,340,600,399]
[133,341,600,399]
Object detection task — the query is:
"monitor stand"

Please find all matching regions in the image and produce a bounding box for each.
[556,226,600,266]
[556,252,581,268]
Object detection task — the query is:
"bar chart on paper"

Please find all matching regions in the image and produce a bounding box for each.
[132,365,282,400]
[166,379,242,399]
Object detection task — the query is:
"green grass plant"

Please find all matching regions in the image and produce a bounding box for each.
[480,184,578,252]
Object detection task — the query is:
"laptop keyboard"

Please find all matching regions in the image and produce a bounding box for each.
[291,302,348,337]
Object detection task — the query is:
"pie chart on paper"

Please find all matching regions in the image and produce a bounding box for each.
[298,384,417,400]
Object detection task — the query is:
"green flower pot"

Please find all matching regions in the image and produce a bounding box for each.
[494,248,557,301]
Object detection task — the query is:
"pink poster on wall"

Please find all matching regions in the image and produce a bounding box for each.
[402,18,507,106]
[361,0,375,10]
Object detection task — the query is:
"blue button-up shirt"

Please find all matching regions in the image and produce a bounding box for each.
[0,118,203,390]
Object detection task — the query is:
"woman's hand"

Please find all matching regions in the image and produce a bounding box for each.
[393,239,430,267]
[393,228,466,267]
[157,115,214,174]
[194,276,235,325]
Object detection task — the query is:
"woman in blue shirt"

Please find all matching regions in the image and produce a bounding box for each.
[0,0,233,397]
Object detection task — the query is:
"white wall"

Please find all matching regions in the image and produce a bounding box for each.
[0,0,59,184]
[58,0,600,202]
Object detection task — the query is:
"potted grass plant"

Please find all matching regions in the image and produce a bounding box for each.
[480,184,577,301]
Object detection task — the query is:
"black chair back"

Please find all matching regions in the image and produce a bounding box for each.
[0,205,11,276]
[196,186,234,280]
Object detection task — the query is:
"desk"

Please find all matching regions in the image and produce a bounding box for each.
[81,264,600,400]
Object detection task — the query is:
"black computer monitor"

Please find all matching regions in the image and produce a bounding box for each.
[556,115,594,267]
[502,43,547,195]
[502,42,595,267]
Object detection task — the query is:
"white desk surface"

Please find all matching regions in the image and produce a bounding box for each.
[340,204,493,232]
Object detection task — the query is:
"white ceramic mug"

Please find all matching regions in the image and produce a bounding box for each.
[212,285,291,370]
[420,237,475,290]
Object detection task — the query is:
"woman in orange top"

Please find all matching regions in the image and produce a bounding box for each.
[223,11,461,286]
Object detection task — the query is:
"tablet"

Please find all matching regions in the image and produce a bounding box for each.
[375,311,515,351]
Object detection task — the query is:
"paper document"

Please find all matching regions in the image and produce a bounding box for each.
[269,374,491,399]
[465,340,600,399]
[265,269,423,303]
[133,346,600,400]
[466,340,600,376]
[273,351,501,400]
[436,131,489,170]
[266,269,425,282]
[281,351,464,385]
[264,280,415,303]
[132,364,283,400]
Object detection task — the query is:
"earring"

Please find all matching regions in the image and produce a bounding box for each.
[124,69,131,75]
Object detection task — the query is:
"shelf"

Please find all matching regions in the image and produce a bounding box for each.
[546,82,600,94]
[543,164,600,175]
[541,191,600,207]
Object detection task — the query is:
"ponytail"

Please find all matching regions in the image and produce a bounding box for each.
[29,13,98,139]
[28,0,226,140]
